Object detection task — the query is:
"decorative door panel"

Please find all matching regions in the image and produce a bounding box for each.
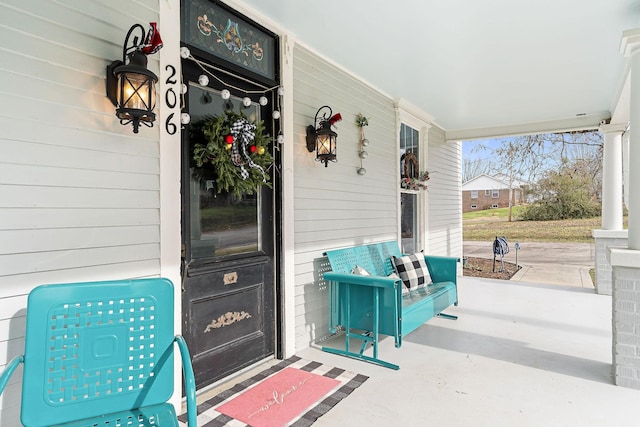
[183,256,273,386]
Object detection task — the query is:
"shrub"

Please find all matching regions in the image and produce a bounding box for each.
[520,166,601,221]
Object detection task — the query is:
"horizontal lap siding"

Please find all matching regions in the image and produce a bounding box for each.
[427,126,462,258]
[0,0,160,421]
[293,45,397,349]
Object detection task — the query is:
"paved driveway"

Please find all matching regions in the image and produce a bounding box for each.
[463,240,595,288]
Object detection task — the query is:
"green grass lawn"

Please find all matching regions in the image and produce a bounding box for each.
[463,206,523,221]
[463,207,626,243]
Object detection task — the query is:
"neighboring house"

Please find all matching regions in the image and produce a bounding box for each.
[0,1,461,422]
[462,174,529,212]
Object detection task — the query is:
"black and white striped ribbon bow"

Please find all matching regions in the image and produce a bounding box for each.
[230,118,267,183]
[230,118,256,145]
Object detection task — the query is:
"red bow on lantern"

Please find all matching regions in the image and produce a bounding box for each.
[329,113,342,126]
[141,22,163,55]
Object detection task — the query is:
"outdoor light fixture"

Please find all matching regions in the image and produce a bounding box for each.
[306,106,342,167]
[106,23,162,133]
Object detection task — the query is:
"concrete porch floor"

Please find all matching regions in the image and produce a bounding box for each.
[296,276,640,427]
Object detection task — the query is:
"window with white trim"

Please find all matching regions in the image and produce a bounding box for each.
[492,189,499,198]
[396,101,431,255]
[400,123,420,253]
[471,190,478,199]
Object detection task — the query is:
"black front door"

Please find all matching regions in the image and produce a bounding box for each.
[181,67,278,388]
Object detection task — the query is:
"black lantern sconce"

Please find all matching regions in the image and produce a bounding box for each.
[106,24,160,133]
[306,106,342,167]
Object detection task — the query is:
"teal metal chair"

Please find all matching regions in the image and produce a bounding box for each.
[0,278,197,426]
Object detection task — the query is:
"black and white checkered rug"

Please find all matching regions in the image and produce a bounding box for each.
[178,355,368,426]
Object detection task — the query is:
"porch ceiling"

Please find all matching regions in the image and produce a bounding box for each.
[239,0,640,139]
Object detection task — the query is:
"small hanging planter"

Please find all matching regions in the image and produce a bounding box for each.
[190,110,273,197]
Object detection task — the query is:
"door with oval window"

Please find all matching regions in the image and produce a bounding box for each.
[180,0,280,389]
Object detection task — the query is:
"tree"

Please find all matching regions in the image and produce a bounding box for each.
[520,159,601,220]
[489,137,548,222]
[468,130,603,221]
[462,157,491,183]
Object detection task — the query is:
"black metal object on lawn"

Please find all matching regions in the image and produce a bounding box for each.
[493,236,509,272]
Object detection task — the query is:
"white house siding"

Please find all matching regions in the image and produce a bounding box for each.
[427,127,463,259]
[0,1,161,423]
[292,44,399,350]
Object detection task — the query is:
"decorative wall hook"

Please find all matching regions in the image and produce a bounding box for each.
[356,113,370,175]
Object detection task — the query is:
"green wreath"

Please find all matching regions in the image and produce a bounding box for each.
[191,110,273,197]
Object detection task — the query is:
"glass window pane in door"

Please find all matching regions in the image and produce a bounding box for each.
[401,192,418,253]
[400,124,420,180]
[188,84,262,259]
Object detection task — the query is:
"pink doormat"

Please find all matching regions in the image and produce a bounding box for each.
[178,356,368,426]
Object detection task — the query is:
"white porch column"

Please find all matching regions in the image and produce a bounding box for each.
[599,124,626,230]
[623,130,630,209]
[630,45,640,250]
[593,123,627,295]
[608,29,640,389]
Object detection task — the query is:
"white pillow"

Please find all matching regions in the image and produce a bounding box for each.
[351,265,370,276]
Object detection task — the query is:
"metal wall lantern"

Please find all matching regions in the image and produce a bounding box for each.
[106,24,159,133]
[306,106,341,167]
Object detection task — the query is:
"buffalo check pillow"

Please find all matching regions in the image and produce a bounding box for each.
[391,252,431,292]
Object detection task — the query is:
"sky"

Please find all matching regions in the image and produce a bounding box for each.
[462,138,502,163]
[461,131,604,184]
[461,136,555,183]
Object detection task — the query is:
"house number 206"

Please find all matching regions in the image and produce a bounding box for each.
[164,64,178,135]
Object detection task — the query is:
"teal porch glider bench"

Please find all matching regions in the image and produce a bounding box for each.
[323,241,458,370]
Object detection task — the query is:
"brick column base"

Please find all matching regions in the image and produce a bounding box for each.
[612,264,640,388]
[609,246,640,389]
[593,230,628,295]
